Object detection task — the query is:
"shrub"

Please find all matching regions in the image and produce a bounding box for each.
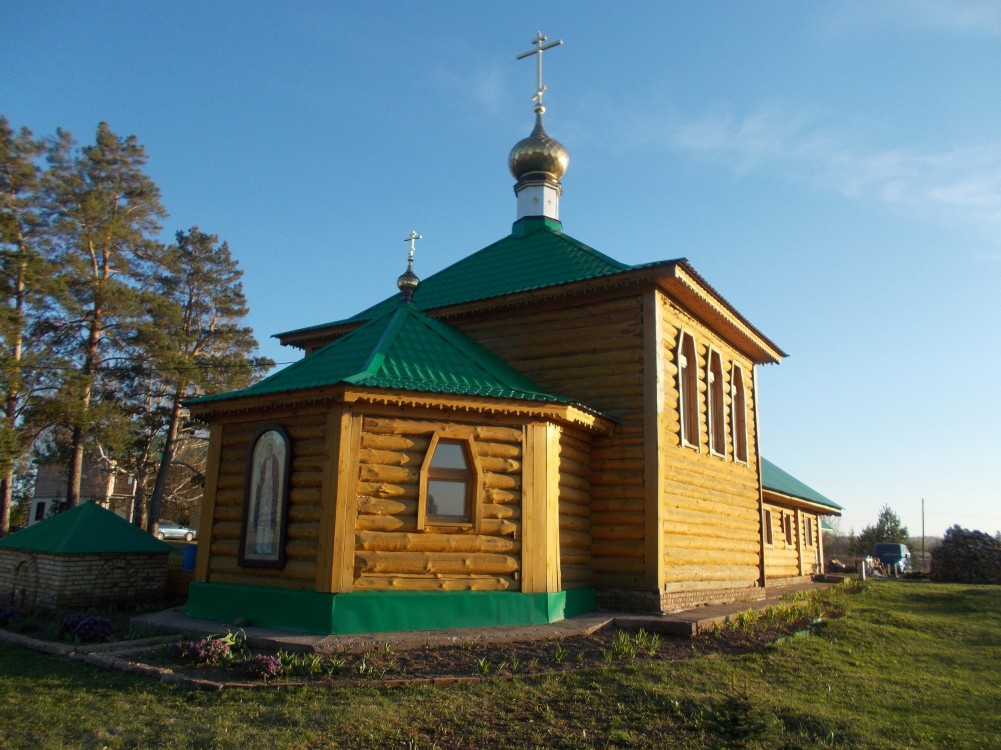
[245,654,284,681]
[173,637,231,664]
[0,607,19,628]
[57,614,115,643]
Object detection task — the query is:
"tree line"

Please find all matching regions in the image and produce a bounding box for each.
[0,116,273,535]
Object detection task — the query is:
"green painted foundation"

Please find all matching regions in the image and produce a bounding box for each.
[187,583,597,634]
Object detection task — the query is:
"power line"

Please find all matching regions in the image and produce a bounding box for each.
[6,361,293,373]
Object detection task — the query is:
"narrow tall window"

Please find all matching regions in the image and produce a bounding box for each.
[708,350,725,457]
[239,425,291,568]
[419,434,480,528]
[678,332,699,448]
[763,510,774,546]
[731,364,748,463]
[784,513,794,546]
[804,517,814,547]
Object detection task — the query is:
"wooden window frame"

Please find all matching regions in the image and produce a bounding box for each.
[731,363,749,464]
[677,330,700,450]
[239,425,292,569]
[707,348,726,458]
[763,509,774,547]
[784,512,794,546]
[417,432,482,532]
[804,517,814,547]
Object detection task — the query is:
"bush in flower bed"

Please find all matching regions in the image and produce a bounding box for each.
[0,607,19,628]
[57,614,116,643]
[245,653,284,681]
[170,629,246,667]
[172,637,233,665]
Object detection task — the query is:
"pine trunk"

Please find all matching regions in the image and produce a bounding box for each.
[147,386,184,532]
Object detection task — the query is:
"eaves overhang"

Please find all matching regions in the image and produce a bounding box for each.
[187,383,615,436]
[762,488,844,517]
[658,261,786,365]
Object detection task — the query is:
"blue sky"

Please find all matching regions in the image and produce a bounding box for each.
[4,1,999,538]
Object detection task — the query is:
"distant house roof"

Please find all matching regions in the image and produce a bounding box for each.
[761,458,842,514]
[191,301,600,415]
[0,501,170,554]
[32,458,134,501]
[276,218,785,363]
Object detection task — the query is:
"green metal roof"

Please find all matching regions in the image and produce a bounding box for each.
[0,501,171,554]
[279,217,639,339]
[761,457,842,512]
[193,301,582,407]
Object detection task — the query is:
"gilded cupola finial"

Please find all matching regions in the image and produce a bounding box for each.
[509,32,569,222]
[397,230,421,302]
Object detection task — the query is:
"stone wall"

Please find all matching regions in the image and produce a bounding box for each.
[0,549,168,610]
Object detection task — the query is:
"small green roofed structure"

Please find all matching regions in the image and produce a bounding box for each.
[0,502,170,610]
[761,458,842,513]
[760,458,842,583]
[0,501,171,555]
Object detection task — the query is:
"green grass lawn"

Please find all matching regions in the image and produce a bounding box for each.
[1,580,998,749]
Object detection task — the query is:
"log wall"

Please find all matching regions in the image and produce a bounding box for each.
[454,294,648,590]
[352,416,524,592]
[558,429,593,589]
[205,410,329,590]
[763,505,822,580]
[658,292,763,593]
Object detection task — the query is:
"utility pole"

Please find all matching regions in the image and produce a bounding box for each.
[922,498,926,571]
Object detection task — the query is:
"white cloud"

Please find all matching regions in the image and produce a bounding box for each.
[650,104,1001,236]
[827,0,1001,38]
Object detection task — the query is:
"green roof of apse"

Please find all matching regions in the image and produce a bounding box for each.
[279,217,638,338]
[0,501,171,554]
[193,301,578,406]
[761,457,842,512]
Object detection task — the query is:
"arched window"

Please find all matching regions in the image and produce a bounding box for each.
[678,331,699,448]
[418,434,480,529]
[239,425,291,568]
[708,349,725,457]
[731,364,748,463]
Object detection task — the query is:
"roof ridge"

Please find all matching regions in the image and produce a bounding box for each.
[276,223,636,338]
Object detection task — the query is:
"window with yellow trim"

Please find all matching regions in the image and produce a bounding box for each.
[707,349,726,457]
[678,331,699,448]
[418,434,480,529]
[763,509,774,546]
[731,364,748,463]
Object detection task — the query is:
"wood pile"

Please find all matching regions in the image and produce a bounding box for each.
[930,528,1001,584]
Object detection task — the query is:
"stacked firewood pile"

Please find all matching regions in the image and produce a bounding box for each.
[930,528,1001,584]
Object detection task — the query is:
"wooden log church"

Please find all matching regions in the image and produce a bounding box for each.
[186,35,841,634]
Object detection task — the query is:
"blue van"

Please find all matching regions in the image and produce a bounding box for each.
[871,543,911,573]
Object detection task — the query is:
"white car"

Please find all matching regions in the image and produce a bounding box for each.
[156,520,197,541]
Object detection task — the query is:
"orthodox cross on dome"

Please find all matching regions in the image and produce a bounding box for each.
[516,31,563,111]
[397,230,422,302]
[404,229,422,263]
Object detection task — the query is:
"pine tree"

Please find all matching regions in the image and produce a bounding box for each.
[43,122,166,507]
[854,504,909,555]
[0,117,54,533]
[140,227,271,529]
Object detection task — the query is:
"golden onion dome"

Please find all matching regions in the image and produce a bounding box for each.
[508,112,569,181]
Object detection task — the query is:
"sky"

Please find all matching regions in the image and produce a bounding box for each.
[3,1,1000,539]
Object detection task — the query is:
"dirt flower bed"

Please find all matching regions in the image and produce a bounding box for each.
[133,584,856,688]
[2,582,861,688]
